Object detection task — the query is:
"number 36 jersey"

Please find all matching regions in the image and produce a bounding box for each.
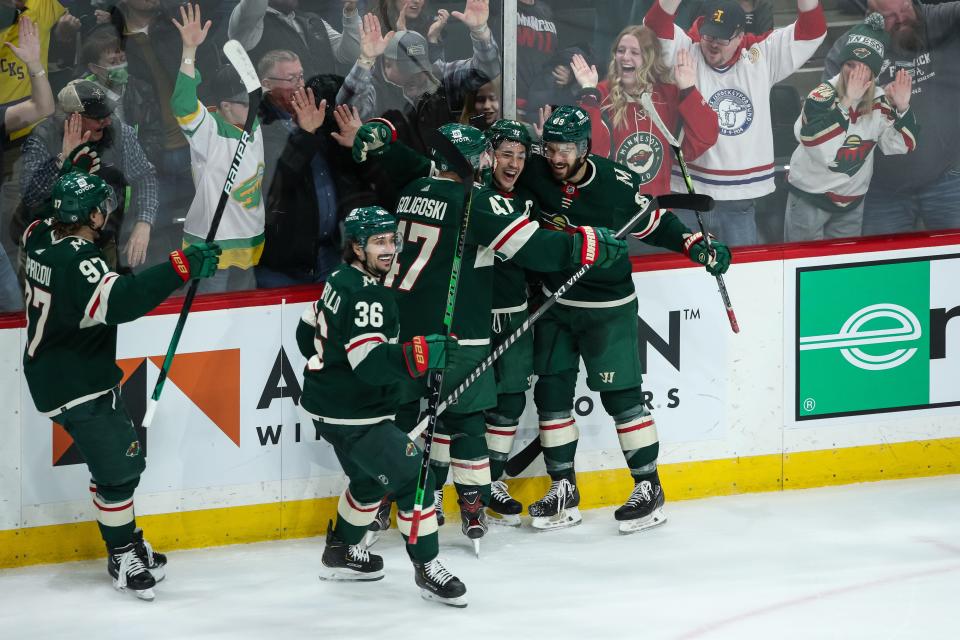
[297,263,414,424]
[21,219,185,415]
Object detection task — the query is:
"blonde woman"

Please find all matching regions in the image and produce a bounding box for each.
[785,13,917,241]
[571,25,718,195]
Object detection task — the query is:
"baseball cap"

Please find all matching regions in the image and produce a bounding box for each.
[699,0,747,41]
[212,64,248,104]
[58,80,116,119]
[383,30,433,77]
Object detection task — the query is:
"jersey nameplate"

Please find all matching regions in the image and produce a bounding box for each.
[397,195,448,222]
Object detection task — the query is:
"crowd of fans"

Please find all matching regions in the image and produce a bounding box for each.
[1,0,958,313]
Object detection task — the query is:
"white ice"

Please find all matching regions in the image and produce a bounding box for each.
[2,475,959,640]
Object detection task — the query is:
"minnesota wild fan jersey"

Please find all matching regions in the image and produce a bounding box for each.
[297,263,415,424]
[173,71,265,269]
[21,219,186,415]
[376,143,582,343]
[518,154,691,307]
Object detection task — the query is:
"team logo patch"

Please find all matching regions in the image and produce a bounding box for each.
[378,474,389,485]
[232,163,265,209]
[125,440,141,457]
[829,135,877,177]
[540,212,575,233]
[745,46,761,64]
[405,442,418,457]
[615,132,664,185]
[708,89,754,136]
[810,83,835,103]
[852,47,871,60]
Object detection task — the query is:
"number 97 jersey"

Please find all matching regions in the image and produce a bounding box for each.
[21,218,126,415]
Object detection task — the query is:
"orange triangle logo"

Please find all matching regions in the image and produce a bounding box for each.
[52,422,72,465]
[149,349,241,446]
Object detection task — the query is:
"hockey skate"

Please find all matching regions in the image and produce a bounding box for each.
[132,528,166,582]
[413,559,467,607]
[320,524,384,581]
[458,489,487,557]
[615,473,667,535]
[108,542,157,601]
[485,480,522,527]
[362,497,392,549]
[528,478,582,531]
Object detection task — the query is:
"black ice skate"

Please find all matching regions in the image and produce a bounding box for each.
[486,480,522,527]
[108,542,157,601]
[362,497,392,548]
[615,472,667,534]
[528,478,582,530]
[413,559,467,607]
[458,489,487,557]
[132,528,166,582]
[320,523,384,581]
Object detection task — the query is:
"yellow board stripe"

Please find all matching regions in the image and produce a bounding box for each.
[2,437,959,569]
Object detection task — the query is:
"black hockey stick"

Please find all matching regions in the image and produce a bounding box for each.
[407,191,714,445]
[407,127,476,545]
[142,41,263,428]
[640,92,739,334]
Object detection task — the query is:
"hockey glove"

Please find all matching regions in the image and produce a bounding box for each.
[402,334,458,378]
[59,145,101,176]
[683,232,731,276]
[573,226,627,268]
[352,119,396,163]
[170,242,222,281]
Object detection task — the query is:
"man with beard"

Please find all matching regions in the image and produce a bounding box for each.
[19,79,159,271]
[824,0,960,234]
[515,105,731,533]
[644,0,826,245]
[296,206,467,607]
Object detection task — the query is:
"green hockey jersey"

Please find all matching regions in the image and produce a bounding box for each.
[489,185,540,313]
[518,154,691,307]
[297,263,415,424]
[21,218,186,415]
[374,143,581,343]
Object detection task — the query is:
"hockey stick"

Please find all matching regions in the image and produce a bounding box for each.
[407,128,476,545]
[142,40,263,429]
[406,191,714,444]
[640,92,739,334]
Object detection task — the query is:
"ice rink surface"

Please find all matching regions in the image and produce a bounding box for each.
[2,475,958,640]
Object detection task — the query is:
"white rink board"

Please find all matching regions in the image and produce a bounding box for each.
[4,246,960,532]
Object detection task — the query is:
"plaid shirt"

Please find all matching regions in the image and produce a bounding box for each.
[20,121,159,226]
[337,29,501,121]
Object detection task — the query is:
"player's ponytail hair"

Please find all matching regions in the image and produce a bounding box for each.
[604,26,671,131]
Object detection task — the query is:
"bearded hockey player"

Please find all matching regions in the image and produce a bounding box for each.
[517,105,732,533]
[21,172,221,600]
[296,206,467,607]
[350,121,626,550]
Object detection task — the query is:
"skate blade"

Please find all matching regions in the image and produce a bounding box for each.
[485,509,521,527]
[618,508,667,535]
[420,589,468,608]
[115,584,155,601]
[473,538,480,559]
[531,507,582,531]
[319,567,385,582]
[362,530,381,549]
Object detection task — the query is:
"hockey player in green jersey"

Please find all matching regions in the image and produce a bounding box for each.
[350,120,627,548]
[480,119,542,526]
[21,172,221,600]
[518,105,732,533]
[296,206,467,607]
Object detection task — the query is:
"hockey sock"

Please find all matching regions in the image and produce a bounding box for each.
[91,479,138,550]
[333,486,382,545]
[443,412,491,504]
[429,417,452,488]
[601,389,660,479]
[534,372,578,482]
[485,392,525,480]
[396,474,439,563]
